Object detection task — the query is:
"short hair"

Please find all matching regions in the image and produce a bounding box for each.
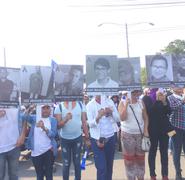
[150,55,168,69]
[118,60,134,74]
[0,67,8,73]
[94,58,110,69]
[70,65,82,73]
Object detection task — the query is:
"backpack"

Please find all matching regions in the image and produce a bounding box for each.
[58,101,83,113]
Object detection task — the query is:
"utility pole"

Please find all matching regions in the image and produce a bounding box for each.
[3,47,6,67]
[125,23,129,58]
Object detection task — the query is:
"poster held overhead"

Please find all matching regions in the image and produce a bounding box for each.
[54,64,84,102]
[21,65,53,104]
[86,55,119,96]
[145,54,173,87]
[172,54,185,87]
[0,67,20,107]
[118,57,141,91]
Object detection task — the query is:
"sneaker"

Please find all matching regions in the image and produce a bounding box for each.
[163,176,169,180]
[151,176,157,180]
[176,175,185,180]
[53,164,57,173]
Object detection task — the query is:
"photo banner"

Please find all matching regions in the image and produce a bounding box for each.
[54,64,84,101]
[172,54,185,87]
[0,67,20,107]
[86,55,119,96]
[0,108,19,146]
[145,54,173,87]
[21,65,53,104]
[118,57,142,91]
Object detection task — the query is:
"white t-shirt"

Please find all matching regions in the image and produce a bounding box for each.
[31,117,52,157]
[86,96,120,139]
[88,78,119,88]
[121,101,144,134]
[0,108,19,153]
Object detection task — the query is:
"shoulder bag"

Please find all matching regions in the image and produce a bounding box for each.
[129,104,151,152]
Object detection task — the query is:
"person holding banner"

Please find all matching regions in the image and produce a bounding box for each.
[0,67,14,101]
[23,104,58,180]
[86,95,120,180]
[88,58,118,88]
[118,90,149,180]
[149,55,170,82]
[148,89,173,180]
[54,101,90,180]
[0,107,27,180]
[167,86,185,180]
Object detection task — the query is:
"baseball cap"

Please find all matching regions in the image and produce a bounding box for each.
[21,105,26,111]
[41,104,51,108]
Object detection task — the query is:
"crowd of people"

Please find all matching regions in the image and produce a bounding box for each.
[0,86,185,180]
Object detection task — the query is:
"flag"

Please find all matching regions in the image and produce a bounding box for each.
[51,59,58,72]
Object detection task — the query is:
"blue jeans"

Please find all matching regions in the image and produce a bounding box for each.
[0,147,20,180]
[91,135,116,180]
[171,127,185,176]
[61,136,82,180]
[32,149,54,180]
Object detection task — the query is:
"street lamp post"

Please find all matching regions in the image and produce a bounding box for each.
[98,22,154,58]
[125,23,129,58]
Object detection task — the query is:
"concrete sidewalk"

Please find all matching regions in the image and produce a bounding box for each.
[17,150,185,180]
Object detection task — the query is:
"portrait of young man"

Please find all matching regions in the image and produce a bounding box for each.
[146,54,173,83]
[87,57,119,88]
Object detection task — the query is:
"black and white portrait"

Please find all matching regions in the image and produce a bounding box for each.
[86,55,119,89]
[54,65,84,97]
[21,65,53,102]
[118,57,141,88]
[145,54,173,85]
[0,67,20,103]
[172,54,185,82]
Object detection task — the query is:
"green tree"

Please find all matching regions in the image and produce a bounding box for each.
[161,39,185,55]
[141,67,147,86]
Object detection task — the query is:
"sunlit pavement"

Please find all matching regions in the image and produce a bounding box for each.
[13,150,185,180]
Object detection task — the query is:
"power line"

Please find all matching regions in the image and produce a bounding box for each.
[69,1,185,8]
[96,25,185,36]
[80,4,185,12]
[129,25,185,34]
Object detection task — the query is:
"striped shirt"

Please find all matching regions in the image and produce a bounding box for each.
[167,94,185,130]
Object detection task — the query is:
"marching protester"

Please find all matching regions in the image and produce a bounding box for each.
[86,95,120,180]
[54,100,90,180]
[118,90,149,180]
[0,106,27,180]
[83,94,90,106]
[148,89,173,180]
[87,58,119,88]
[23,104,58,180]
[167,86,185,180]
[111,95,121,151]
[142,88,153,115]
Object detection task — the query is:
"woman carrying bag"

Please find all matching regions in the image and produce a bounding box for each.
[118,90,149,180]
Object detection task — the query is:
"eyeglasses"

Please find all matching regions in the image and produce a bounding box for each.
[95,67,107,71]
[152,65,166,70]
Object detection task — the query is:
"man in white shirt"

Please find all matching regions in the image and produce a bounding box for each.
[0,107,26,180]
[88,58,118,88]
[86,95,120,180]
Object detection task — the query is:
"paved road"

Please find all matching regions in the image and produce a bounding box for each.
[14,150,185,180]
